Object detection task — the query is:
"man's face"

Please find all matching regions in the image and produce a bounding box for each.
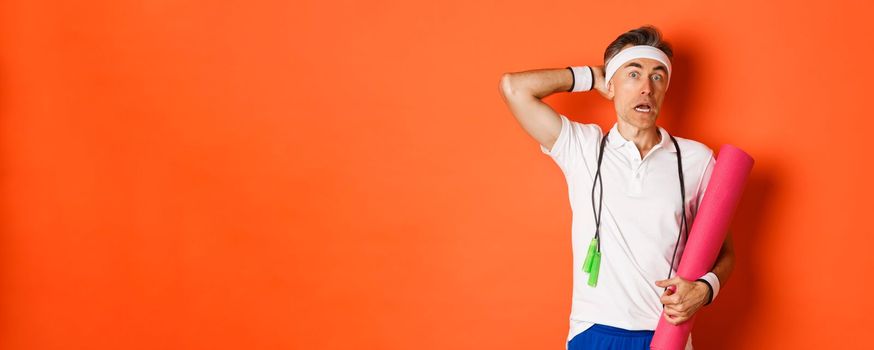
[606,51,670,129]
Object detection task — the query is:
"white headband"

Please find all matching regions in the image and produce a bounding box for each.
[604,45,672,90]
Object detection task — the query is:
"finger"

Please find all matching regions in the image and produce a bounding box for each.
[669,307,690,319]
[660,295,675,305]
[655,276,676,287]
[659,294,672,305]
[665,284,677,295]
[664,313,679,325]
[659,290,669,298]
[665,304,682,314]
[660,293,680,305]
[655,276,679,288]
[659,290,674,300]
[672,281,689,294]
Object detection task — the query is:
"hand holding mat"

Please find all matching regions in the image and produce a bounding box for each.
[650,144,754,350]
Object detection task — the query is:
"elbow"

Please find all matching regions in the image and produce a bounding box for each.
[499,73,517,98]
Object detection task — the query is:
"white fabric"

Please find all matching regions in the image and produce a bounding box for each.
[604,45,672,90]
[699,271,721,303]
[569,66,593,92]
[540,115,716,350]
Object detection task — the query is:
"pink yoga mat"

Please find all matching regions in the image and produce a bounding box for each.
[650,144,754,350]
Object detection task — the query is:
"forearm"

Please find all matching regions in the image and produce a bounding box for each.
[503,68,573,99]
[691,232,734,306]
[710,233,735,287]
[498,64,607,151]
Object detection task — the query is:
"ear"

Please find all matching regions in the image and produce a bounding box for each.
[606,80,615,100]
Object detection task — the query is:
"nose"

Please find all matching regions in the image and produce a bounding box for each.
[640,79,653,96]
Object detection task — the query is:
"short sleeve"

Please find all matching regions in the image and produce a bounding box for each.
[538,114,601,178]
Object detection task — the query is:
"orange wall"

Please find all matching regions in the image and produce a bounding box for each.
[0,0,871,349]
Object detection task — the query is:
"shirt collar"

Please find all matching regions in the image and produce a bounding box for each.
[607,123,676,153]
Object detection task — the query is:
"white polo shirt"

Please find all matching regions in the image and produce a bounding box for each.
[540,114,715,350]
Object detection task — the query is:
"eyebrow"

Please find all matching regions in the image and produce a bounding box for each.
[624,61,668,73]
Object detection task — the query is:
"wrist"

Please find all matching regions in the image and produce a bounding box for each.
[695,280,713,305]
[695,272,721,305]
[566,66,593,92]
[591,65,605,91]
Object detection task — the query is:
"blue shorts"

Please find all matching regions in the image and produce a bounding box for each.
[567,324,655,350]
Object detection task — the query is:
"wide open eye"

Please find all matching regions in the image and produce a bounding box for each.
[629,71,639,78]
[653,74,663,81]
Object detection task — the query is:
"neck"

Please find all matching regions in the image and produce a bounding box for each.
[616,120,661,158]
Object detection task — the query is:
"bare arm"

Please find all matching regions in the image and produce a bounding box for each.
[656,231,736,324]
[498,65,607,151]
[709,231,736,289]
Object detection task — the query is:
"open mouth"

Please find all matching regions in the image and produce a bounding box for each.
[634,104,652,113]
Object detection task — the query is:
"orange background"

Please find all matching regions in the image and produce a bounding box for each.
[1,0,871,349]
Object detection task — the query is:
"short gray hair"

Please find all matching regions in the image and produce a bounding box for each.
[604,25,674,64]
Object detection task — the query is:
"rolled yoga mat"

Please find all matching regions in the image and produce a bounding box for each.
[650,144,754,350]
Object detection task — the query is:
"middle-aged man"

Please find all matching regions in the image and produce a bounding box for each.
[498,25,735,350]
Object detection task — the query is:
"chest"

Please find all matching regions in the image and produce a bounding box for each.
[567,144,692,220]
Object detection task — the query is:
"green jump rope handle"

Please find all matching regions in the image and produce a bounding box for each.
[583,237,598,273]
[587,251,601,287]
